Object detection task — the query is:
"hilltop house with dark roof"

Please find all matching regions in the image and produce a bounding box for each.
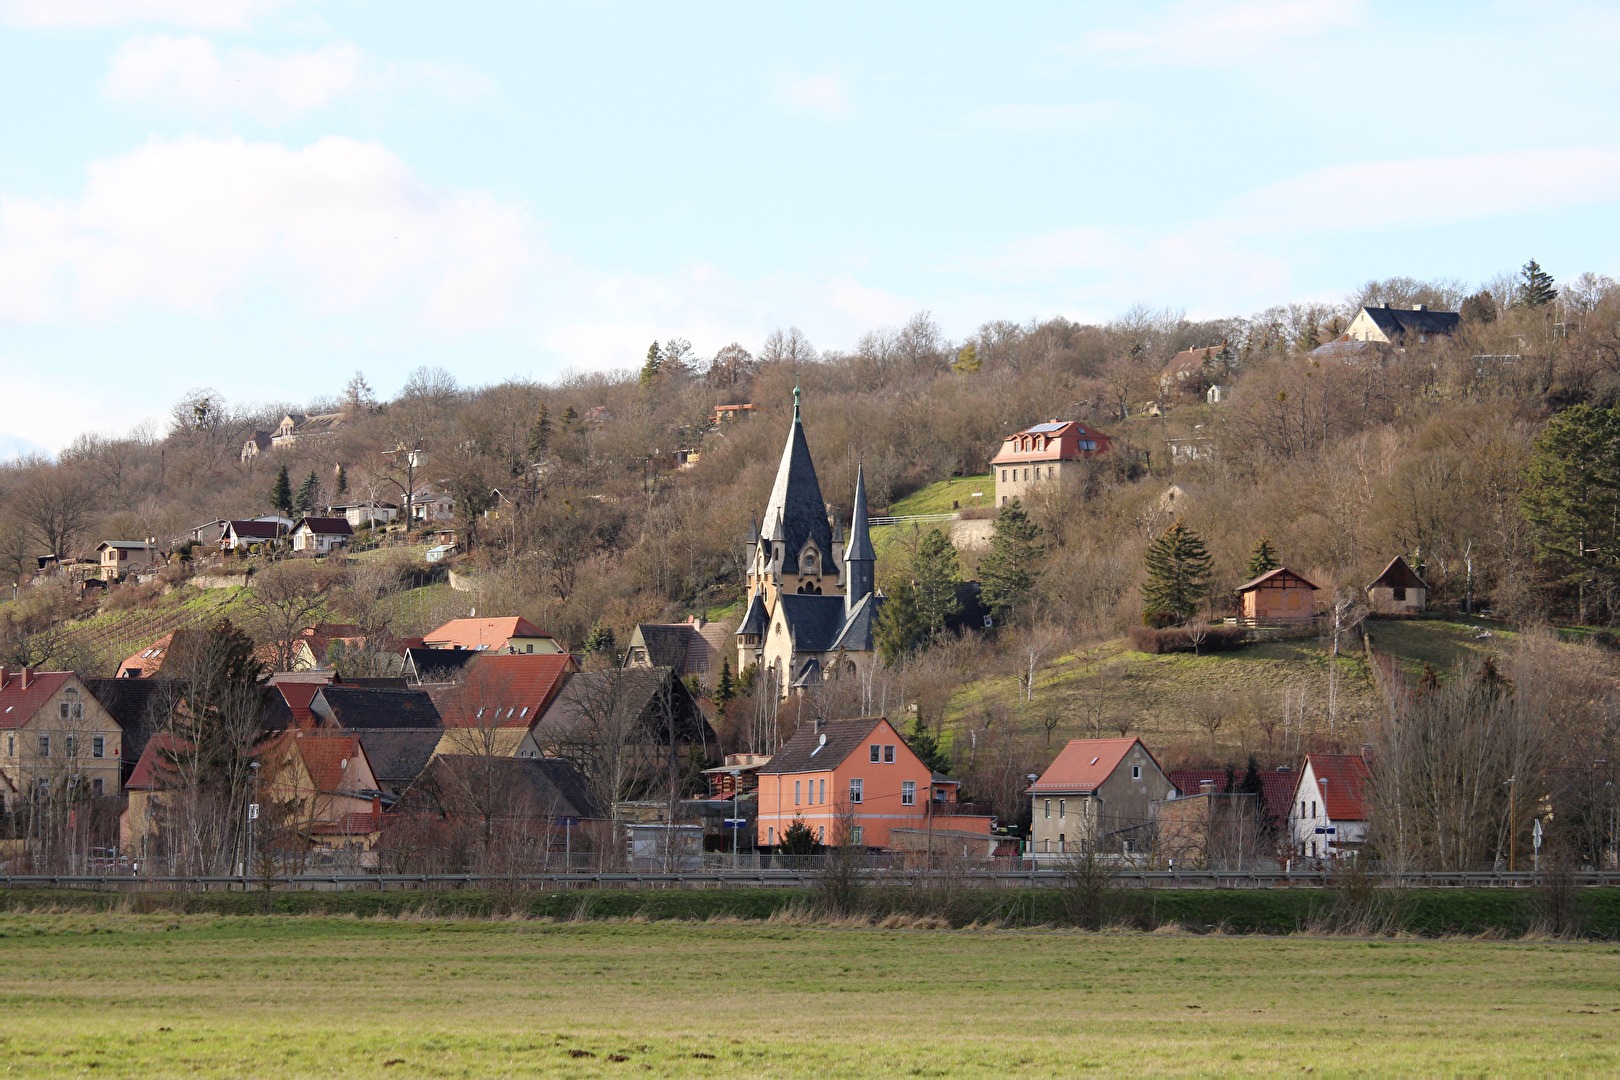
[754,716,993,851]
[736,388,882,698]
[625,617,731,685]
[1344,303,1461,346]
[270,411,346,450]
[1027,737,1174,860]
[1288,753,1372,861]
[290,516,353,554]
[989,420,1113,508]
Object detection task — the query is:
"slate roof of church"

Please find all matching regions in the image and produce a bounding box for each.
[757,395,834,575]
[830,592,883,653]
[774,594,850,653]
[737,594,768,637]
[843,463,875,563]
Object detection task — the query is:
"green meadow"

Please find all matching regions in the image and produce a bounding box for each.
[1,914,1617,1076]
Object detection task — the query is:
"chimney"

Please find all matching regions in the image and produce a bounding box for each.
[813,717,825,733]
[19,666,32,689]
[0,665,6,689]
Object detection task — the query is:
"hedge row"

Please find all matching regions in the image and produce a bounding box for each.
[2,886,1617,938]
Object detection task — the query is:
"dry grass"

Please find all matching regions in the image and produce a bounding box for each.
[2,914,1618,1076]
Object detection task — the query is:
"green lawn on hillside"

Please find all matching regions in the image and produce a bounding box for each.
[885,473,993,516]
[1,914,1616,1077]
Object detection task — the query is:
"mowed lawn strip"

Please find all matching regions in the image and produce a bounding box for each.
[0,915,1617,1077]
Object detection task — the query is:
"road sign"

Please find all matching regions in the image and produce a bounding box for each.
[248,803,259,821]
[723,818,747,829]
[558,817,579,828]
[1532,818,1543,850]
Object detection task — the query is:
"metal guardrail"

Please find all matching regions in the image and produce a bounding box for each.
[3,870,1618,891]
[868,513,960,527]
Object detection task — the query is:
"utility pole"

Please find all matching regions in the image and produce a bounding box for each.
[1506,775,1517,872]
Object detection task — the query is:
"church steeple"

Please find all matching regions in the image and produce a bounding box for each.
[758,386,834,579]
[844,463,874,618]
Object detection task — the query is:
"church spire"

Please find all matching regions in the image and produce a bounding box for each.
[793,379,801,421]
[844,463,875,617]
[758,385,834,575]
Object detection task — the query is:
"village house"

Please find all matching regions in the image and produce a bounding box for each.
[736,390,881,698]
[1343,303,1462,346]
[115,628,214,679]
[220,518,290,552]
[290,516,354,555]
[1159,343,1229,400]
[1367,555,1427,616]
[82,677,171,792]
[1154,790,1267,870]
[240,431,273,461]
[989,420,1113,508]
[1288,753,1372,862]
[410,490,456,524]
[429,652,578,758]
[626,617,731,685]
[710,403,755,424]
[754,717,992,852]
[324,503,400,530]
[96,540,161,582]
[1235,567,1319,625]
[0,667,124,813]
[270,411,346,450]
[1027,737,1174,860]
[520,666,714,781]
[422,616,561,655]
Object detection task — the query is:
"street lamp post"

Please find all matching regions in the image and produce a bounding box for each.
[1505,775,1517,872]
[247,760,261,883]
[730,769,743,870]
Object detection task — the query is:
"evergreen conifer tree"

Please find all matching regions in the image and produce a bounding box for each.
[638,342,662,388]
[905,715,951,776]
[583,623,617,659]
[875,581,926,664]
[1246,536,1280,579]
[295,471,320,514]
[1142,522,1213,625]
[978,500,1042,628]
[912,529,963,638]
[270,464,293,516]
[714,658,736,704]
[334,464,348,498]
[527,402,552,461]
[1518,259,1557,307]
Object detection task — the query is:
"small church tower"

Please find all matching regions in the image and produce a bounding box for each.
[843,463,874,620]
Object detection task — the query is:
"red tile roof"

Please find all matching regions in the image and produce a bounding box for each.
[275,682,323,730]
[989,421,1113,466]
[126,733,187,791]
[429,653,577,728]
[118,633,174,678]
[1168,768,1227,796]
[1030,737,1158,793]
[423,616,553,651]
[1302,754,1371,821]
[297,734,363,792]
[0,669,74,730]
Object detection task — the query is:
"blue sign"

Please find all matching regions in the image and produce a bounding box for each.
[558,817,580,828]
[723,819,748,828]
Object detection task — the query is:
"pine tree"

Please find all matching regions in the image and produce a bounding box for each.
[911,529,963,638]
[527,402,552,462]
[638,341,662,388]
[713,658,736,704]
[270,465,293,516]
[1239,754,1263,796]
[1518,259,1557,307]
[583,623,617,659]
[560,405,579,429]
[295,471,320,514]
[1142,522,1213,625]
[780,817,817,856]
[334,464,348,498]
[905,715,951,776]
[1460,290,1498,324]
[1246,536,1280,579]
[978,500,1042,628]
[875,581,926,664]
[951,343,981,374]
[1521,403,1620,618]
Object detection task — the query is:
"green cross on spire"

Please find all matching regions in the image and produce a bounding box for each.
[793,380,801,420]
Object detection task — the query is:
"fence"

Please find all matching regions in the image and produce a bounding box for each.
[5,868,1619,892]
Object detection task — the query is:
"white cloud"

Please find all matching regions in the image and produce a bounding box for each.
[0,135,530,331]
[1079,0,1365,65]
[1222,145,1620,232]
[0,0,292,30]
[777,72,850,120]
[105,35,362,122]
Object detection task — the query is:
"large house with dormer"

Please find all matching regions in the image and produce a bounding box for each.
[990,420,1113,507]
[736,390,881,698]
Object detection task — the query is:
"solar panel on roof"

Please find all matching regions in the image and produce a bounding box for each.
[1025,422,1067,433]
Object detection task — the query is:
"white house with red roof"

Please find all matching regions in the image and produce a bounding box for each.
[1288,753,1372,861]
[290,516,354,554]
[1027,737,1174,860]
[422,616,562,654]
[0,666,124,812]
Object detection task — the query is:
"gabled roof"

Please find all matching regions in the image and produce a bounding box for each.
[225,519,283,540]
[296,733,365,792]
[0,669,75,729]
[402,755,604,821]
[631,623,716,674]
[829,592,882,653]
[990,420,1114,465]
[357,729,441,792]
[843,464,874,563]
[98,540,155,552]
[83,677,175,764]
[1234,567,1319,594]
[1162,344,1224,380]
[125,733,187,791]
[530,667,707,749]
[757,394,835,575]
[1368,555,1426,592]
[1358,304,1461,339]
[1029,737,1158,794]
[272,681,323,730]
[314,686,443,731]
[405,647,479,683]
[1168,768,1228,796]
[774,593,850,653]
[422,616,553,651]
[1301,754,1372,821]
[293,516,354,536]
[428,653,577,729]
[759,716,891,775]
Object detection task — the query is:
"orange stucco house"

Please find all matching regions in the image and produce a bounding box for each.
[755,717,992,850]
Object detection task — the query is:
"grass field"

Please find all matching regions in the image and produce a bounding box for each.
[2,915,1617,1077]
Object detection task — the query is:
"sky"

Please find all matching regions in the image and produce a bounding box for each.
[2,0,1619,456]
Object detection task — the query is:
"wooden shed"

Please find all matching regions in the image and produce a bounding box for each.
[1235,567,1319,624]
[1366,555,1426,615]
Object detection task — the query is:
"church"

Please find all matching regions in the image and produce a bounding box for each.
[736,389,882,697]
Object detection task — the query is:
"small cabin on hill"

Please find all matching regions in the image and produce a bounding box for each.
[1235,567,1318,625]
[1366,555,1426,616]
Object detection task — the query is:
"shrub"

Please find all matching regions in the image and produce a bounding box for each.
[1128,624,1247,655]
